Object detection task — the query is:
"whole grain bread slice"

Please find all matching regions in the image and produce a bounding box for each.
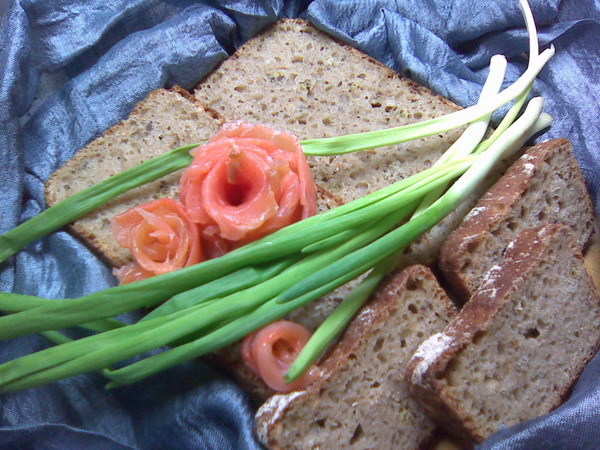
[439,138,598,301]
[406,224,600,443]
[44,87,222,266]
[255,265,458,450]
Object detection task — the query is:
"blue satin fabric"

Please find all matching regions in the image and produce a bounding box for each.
[0,0,598,448]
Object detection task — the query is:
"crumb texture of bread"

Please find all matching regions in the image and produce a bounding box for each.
[255,265,457,449]
[407,224,600,443]
[440,138,599,301]
[44,88,221,266]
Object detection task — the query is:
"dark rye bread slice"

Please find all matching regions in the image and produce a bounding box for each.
[405,224,600,443]
[255,265,458,450]
[439,138,598,301]
[44,87,222,266]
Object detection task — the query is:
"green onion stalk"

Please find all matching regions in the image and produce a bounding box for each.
[0,0,555,392]
[0,156,475,340]
[0,154,473,389]
[0,208,409,393]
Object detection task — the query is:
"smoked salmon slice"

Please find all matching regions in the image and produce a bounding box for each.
[242,320,320,392]
[180,121,317,249]
[111,198,202,283]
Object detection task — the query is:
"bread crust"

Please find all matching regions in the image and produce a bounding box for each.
[439,138,598,302]
[407,224,600,443]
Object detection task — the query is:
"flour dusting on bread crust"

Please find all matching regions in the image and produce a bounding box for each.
[409,332,454,385]
[440,138,598,302]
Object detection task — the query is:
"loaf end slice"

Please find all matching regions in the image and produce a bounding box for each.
[439,138,598,301]
[255,265,458,449]
[406,224,600,443]
[44,87,222,266]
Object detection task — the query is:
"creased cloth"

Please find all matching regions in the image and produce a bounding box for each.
[0,0,598,448]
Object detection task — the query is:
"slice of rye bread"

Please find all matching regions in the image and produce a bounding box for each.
[405,224,600,444]
[44,86,342,267]
[194,19,515,270]
[44,87,223,266]
[254,265,458,450]
[439,138,599,302]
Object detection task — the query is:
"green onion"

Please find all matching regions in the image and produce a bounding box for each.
[412,54,507,217]
[0,157,472,339]
[0,292,124,333]
[142,258,295,322]
[285,254,397,383]
[0,209,408,392]
[104,270,361,388]
[277,97,547,305]
[300,46,553,156]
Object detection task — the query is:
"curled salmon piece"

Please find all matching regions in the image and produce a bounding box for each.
[180,121,317,249]
[111,198,202,284]
[112,261,155,285]
[241,320,320,392]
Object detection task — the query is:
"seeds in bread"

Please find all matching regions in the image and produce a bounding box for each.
[406,224,600,443]
[439,138,598,301]
[44,87,222,266]
[255,265,458,450]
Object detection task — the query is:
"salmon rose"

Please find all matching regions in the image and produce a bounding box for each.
[111,198,202,284]
[180,121,317,257]
[242,320,320,392]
